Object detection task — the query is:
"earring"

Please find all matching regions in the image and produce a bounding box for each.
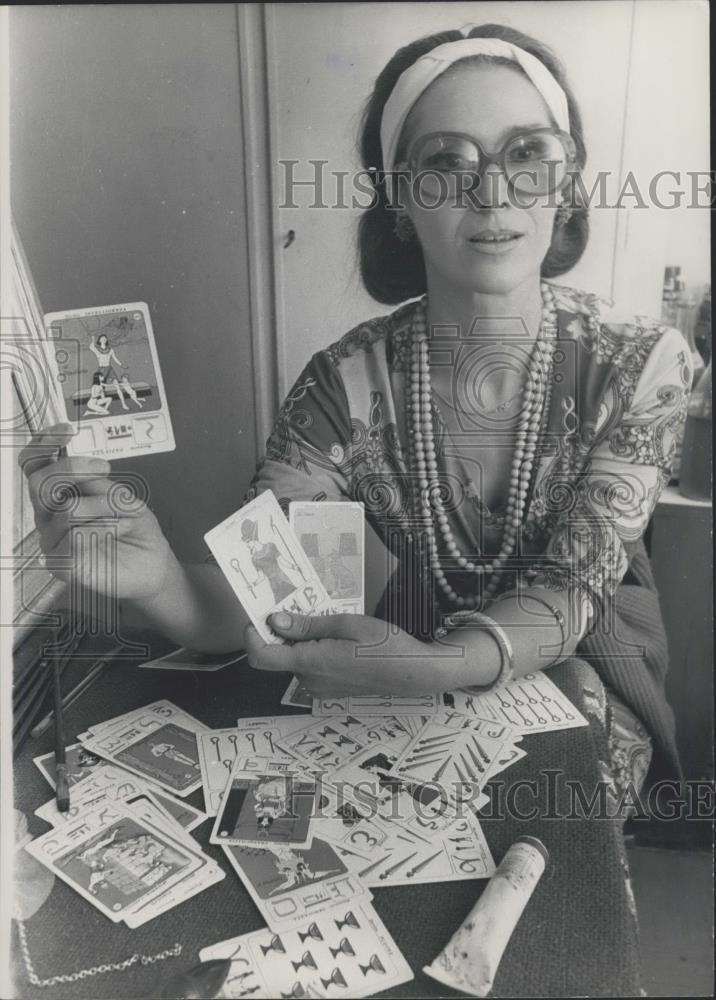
[394,213,416,242]
[555,203,573,227]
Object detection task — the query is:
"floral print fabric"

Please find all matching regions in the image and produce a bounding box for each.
[246,283,691,639]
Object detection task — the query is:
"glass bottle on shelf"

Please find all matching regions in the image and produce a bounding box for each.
[661,266,680,328]
[678,361,712,502]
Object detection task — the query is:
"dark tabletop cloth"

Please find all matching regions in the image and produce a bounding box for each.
[11,638,643,999]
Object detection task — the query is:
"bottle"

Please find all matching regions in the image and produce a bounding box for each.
[661,266,680,328]
[679,361,712,501]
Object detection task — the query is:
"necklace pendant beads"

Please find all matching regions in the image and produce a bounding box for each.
[408,283,558,612]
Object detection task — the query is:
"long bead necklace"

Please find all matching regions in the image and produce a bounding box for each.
[408,282,558,611]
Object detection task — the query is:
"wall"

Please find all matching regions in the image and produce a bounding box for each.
[612,0,710,315]
[267,0,633,393]
[266,0,710,391]
[10,4,257,561]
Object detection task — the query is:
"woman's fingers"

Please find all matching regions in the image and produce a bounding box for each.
[18,424,76,476]
[267,611,368,643]
[243,624,299,673]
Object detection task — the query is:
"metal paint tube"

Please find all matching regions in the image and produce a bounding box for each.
[423,836,549,996]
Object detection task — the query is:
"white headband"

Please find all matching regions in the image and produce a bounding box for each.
[380,37,570,175]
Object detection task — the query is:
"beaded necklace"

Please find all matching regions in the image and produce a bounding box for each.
[407,281,558,611]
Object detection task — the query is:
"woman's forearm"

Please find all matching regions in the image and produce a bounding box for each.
[128,557,250,652]
[441,586,588,685]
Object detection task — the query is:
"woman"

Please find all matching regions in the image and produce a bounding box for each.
[84,372,112,416]
[88,332,129,410]
[23,25,689,786]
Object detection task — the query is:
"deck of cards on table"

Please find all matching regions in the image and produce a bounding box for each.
[43,302,175,459]
[25,490,589,997]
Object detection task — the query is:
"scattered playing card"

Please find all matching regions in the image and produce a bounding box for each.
[289,501,365,614]
[199,898,413,998]
[44,302,175,460]
[25,803,202,925]
[80,711,207,798]
[444,671,589,734]
[138,647,247,671]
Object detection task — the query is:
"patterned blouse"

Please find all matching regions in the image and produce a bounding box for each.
[244,283,692,641]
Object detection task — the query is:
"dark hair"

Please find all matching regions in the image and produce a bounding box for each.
[357,24,589,304]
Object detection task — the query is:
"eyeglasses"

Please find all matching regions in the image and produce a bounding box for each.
[399,128,577,198]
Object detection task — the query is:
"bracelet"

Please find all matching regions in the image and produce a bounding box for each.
[516,592,567,666]
[440,609,515,692]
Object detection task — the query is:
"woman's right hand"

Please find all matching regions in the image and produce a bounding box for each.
[19,424,177,601]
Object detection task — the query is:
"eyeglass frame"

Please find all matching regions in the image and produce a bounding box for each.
[396,127,578,197]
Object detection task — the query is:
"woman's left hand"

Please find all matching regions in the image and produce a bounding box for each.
[244,612,462,697]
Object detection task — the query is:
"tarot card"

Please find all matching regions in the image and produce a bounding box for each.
[222,838,369,932]
[44,302,175,460]
[289,501,365,614]
[445,671,589,734]
[81,717,205,797]
[199,898,413,999]
[281,676,314,709]
[211,762,318,849]
[33,742,106,790]
[138,647,247,671]
[312,693,442,717]
[24,804,201,923]
[204,490,335,645]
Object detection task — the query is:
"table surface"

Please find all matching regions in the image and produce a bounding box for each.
[11,634,642,1000]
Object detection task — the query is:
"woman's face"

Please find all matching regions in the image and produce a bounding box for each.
[399,62,561,296]
[98,335,108,349]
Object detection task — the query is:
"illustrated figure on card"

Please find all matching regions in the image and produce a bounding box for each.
[58,309,162,420]
[269,847,341,894]
[149,741,200,770]
[242,518,297,604]
[70,824,188,899]
[88,329,128,407]
[85,372,113,415]
[253,776,294,831]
